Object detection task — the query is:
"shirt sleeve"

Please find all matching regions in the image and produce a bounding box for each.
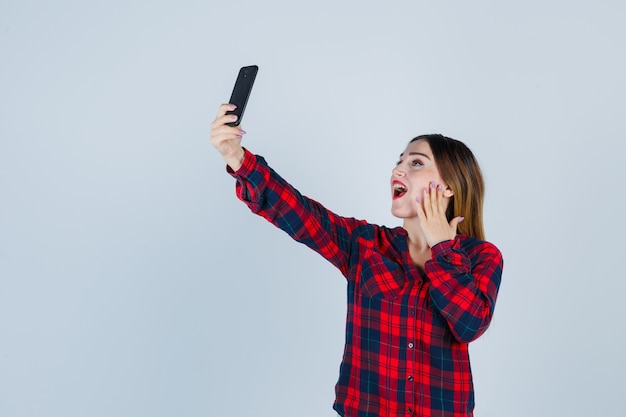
[424,237,504,344]
[227,148,366,277]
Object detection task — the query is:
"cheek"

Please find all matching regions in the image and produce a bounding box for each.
[412,179,431,196]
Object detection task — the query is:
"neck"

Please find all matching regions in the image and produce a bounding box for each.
[402,218,432,270]
[402,218,429,251]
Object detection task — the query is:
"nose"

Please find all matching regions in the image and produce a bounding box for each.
[392,165,406,177]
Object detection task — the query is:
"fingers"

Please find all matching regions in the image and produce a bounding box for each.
[211,105,239,130]
[435,183,446,213]
[210,125,244,146]
[210,104,247,161]
[416,182,461,246]
[421,182,438,217]
[415,183,434,218]
[211,105,245,141]
[418,182,449,218]
[210,120,244,142]
[414,195,426,219]
[449,216,464,230]
[447,216,464,238]
[216,103,236,118]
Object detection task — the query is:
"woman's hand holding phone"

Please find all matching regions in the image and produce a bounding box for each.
[211,65,257,171]
[210,103,247,171]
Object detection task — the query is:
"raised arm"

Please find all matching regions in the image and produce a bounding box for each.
[210,104,367,277]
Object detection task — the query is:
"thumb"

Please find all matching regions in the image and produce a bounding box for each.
[449,216,464,231]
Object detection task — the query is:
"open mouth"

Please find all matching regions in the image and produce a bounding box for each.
[393,182,408,199]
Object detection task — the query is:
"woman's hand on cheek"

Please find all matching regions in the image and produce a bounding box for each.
[415,182,464,248]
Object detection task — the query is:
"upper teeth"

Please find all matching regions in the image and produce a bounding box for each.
[394,184,407,192]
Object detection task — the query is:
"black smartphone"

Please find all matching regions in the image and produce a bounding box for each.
[226,65,258,126]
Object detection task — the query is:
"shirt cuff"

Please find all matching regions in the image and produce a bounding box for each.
[431,237,461,257]
[226,147,256,178]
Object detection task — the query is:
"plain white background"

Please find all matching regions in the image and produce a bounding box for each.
[1,1,625,416]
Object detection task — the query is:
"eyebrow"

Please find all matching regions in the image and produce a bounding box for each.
[398,152,431,160]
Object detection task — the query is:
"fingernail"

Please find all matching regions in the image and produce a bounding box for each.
[430,181,435,188]
[437,184,443,191]
[459,217,465,222]
[231,115,238,120]
[415,196,420,203]
[229,104,237,110]
[240,130,247,135]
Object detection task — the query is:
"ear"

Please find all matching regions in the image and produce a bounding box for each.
[443,185,454,198]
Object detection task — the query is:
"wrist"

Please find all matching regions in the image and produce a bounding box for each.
[224,147,245,172]
[428,235,456,249]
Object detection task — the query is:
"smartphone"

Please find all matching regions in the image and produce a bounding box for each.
[226,65,258,126]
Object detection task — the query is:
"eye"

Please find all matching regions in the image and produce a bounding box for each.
[410,159,423,167]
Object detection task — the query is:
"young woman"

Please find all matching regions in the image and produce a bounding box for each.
[210,103,503,417]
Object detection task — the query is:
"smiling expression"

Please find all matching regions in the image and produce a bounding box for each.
[390,139,452,219]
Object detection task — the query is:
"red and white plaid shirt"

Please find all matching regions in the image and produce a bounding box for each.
[228,149,503,417]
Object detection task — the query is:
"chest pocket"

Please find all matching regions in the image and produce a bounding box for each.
[359,249,405,299]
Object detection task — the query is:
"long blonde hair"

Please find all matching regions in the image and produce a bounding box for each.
[410,134,486,240]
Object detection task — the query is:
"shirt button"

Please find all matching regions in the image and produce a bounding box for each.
[408,342,414,348]
[408,376,414,381]
[410,310,415,315]
[408,407,413,414]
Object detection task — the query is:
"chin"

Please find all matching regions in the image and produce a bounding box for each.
[390,206,411,219]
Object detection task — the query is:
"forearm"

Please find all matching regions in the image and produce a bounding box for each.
[228,149,364,276]
[425,238,503,343]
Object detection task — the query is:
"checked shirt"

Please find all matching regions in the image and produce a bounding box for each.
[228,149,503,417]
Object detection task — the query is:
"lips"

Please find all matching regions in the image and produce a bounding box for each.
[392,180,408,199]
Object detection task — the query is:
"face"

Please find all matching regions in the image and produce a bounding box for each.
[390,139,453,219]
